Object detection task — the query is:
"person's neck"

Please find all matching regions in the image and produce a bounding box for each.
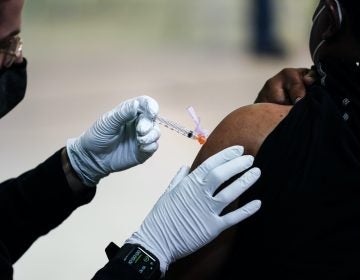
[316,57,360,90]
[314,57,360,140]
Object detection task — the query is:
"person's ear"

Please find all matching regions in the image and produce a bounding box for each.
[323,0,343,40]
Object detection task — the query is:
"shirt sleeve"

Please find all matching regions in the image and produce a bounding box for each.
[0,148,96,263]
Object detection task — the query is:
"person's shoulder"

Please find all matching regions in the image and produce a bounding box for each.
[229,103,291,118]
[228,103,291,131]
[191,103,291,170]
[219,103,292,155]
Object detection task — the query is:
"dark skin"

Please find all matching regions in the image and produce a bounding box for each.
[255,68,316,104]
[165,0,357,279]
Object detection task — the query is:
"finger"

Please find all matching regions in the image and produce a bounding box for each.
[138,125,161,145]
[100,99,141,135]
[205,155,255,195]
[303,70,317,86]
[214,168,261,210]
[280,69,306,102]
[288,68,316,104]
[166,166,190,192]
[257,76,288,104]
[192,146,244,179]
[136,115,154,136]
[297,68,311,76]
[294,96,304,103]
[114,98,140,123]
[109,95,157,130]
[137,96,159,119]
[221,200,261,228]
[287,82,306,105]
[139,141,159,155]
[273,88,290,105]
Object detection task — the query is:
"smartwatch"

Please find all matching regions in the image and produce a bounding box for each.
[105,242,161,280]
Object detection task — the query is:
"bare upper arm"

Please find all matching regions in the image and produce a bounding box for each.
[165,103,291,280]
[191,103,291,171]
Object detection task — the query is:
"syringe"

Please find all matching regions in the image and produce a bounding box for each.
[155,115,207,145]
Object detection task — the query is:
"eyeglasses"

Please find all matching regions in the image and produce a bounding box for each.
[0,35,23,68]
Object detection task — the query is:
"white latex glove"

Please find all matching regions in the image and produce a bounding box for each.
[66,96,160,187]
[126,146,261,275]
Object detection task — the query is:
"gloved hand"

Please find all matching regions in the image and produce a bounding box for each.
[126,146,261,275]
[66,96,160,187]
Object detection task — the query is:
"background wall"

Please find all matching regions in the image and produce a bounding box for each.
[0,0,315,279]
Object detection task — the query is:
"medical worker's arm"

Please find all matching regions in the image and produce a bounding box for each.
[0,149,96,264]
[0,96,160,266]
[92,146,261,280]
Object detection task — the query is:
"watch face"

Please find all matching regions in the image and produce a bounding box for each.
[124,246,159,279]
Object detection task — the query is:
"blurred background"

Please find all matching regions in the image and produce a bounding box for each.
[0,0,315,279]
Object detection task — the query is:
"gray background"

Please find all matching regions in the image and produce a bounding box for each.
[0,0,314,279]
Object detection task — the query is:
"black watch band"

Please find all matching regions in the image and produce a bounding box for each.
[105,242,161,280]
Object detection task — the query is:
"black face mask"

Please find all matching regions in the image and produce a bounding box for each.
[0,59,27,119]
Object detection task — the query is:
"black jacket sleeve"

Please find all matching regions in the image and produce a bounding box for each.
[0,148,96,264]
[0,240,12,279]
[92,243,161,280]
[0,148,159,280]
[93,258,147,280]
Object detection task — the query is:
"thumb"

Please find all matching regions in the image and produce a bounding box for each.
[99,98,141,135]
[166,166,190,192]
[137,96,159,119]
[303,70,317,86]
[109,96,159,131]
[113,98,140,124]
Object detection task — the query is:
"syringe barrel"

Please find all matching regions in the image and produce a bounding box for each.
[155,115,196,139]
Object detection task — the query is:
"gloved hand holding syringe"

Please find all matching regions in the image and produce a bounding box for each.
[155,106,208,145]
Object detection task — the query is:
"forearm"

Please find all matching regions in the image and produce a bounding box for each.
[0,149,96,263]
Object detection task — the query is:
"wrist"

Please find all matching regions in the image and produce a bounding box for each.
[126,234,169,276]
[61,147,90,193]
[105,242,162,279]
[66,138,103,187]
